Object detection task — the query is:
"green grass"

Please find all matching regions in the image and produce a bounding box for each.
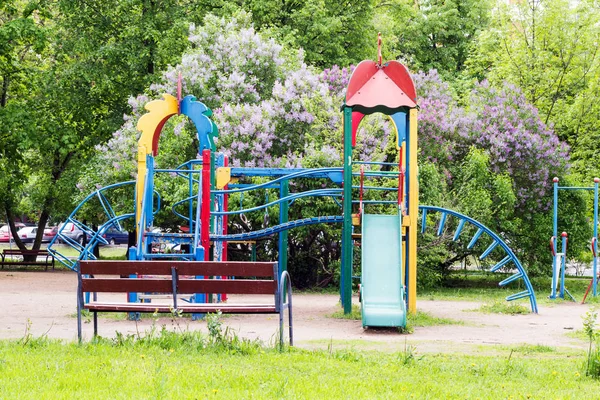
[408,311,465,327]
[0,333,598,399]
[329,305,361,320]
[329,306,465,329]
[472,301,530,315]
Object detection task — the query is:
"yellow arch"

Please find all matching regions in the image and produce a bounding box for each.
[135,94,179,227]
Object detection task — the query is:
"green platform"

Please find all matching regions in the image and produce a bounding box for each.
[360,213,407,328]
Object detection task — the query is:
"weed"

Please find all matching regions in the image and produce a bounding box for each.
[398,339,417,365]
[582,309,600,378]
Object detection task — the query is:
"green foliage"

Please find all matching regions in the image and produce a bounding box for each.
[169,0,374,67]
[382,0,492,79]
[467,0,600,151]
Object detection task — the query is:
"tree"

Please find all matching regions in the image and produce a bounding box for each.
[1,1,205,252]
[380,0,492,79]
[466,0,600,148]
[0,0,49,247]
[187,0,375,67]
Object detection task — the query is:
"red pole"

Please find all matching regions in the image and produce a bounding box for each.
[201,149,211,261]
[398,148,404,210]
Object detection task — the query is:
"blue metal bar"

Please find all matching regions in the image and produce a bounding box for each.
[212,216,344,241]
[467,228,484,249]
[479,241,499,260]
[557,186,596,190]
[193,168,203,254]
[421,208,427,233]
[420,205,538,313]
[453,219,466,241]
[351,186,397,191]
[213,189,342,216]
[351,200,397,204]
[436,213,447,236]
[352,171,401,177]
[499,272,523,287]
[155,169,201,173]
[144,253,197,259]
[506,290,531,301]
[594,179,599,296]
[228,183,281,189]
[490,256,512,272]
[559,235,568,299]
[215,168,343,194]
[229,167,342,178]
[353,161,398,166]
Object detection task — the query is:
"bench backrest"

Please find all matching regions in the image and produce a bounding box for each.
[79,260,279,296]
[3,249,50,255]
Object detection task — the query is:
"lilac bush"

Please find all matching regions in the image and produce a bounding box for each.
[413,70,569,213]
[467,81,569,210]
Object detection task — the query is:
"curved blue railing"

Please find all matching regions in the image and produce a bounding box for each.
[211,216,344,241]
[47,181,136,270]
[213,168,344,195]
[419,205,538,313]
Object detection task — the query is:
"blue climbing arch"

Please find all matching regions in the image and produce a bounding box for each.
[420,205,538,313]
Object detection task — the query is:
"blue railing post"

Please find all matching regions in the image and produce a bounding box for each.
[593,178,599,296]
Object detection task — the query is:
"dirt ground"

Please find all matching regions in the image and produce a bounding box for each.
[0,270,591,353]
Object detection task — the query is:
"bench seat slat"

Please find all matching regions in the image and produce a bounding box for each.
[82,278,277,295]
[85,302,277,314]
[80,260,275,277]
[2,261,51,265]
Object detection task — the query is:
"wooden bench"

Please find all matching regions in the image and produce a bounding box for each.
[77,260,293,346]
[1,249,55,271]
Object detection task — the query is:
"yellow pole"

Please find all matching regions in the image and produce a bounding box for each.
[408,108,418,314]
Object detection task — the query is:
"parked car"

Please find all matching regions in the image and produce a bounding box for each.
[0,223,27,242]
[58,222,85,245]
[14,226,38,244]
[43,226,58,243]
[100,227,129,245]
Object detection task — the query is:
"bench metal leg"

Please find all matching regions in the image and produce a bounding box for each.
[77,273,83,343]
[93,312,98,337]
[278,270,293,348]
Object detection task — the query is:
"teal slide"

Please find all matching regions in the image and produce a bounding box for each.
[360,213,407,328]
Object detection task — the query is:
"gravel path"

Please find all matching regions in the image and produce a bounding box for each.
[0,270,590,353]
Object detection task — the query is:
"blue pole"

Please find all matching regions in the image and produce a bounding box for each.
[593,178,599,296]
[553,177,558,249]
[278,180,289,276]
[560,232,567,299]
[552,177,559,299]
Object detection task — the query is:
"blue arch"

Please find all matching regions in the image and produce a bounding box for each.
[420,205,538,313]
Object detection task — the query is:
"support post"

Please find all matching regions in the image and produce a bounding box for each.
[222,156,229,302]
[342,106,353,313]
[594,178,599,296]
[278,180,289,276]
[406,108,418,314]
[201,149,211,261]
[553,177,559,254]
[560,232,568,299]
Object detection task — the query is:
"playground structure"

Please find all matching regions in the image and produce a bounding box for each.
[550,177,599,303]
[48,37,539,329]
